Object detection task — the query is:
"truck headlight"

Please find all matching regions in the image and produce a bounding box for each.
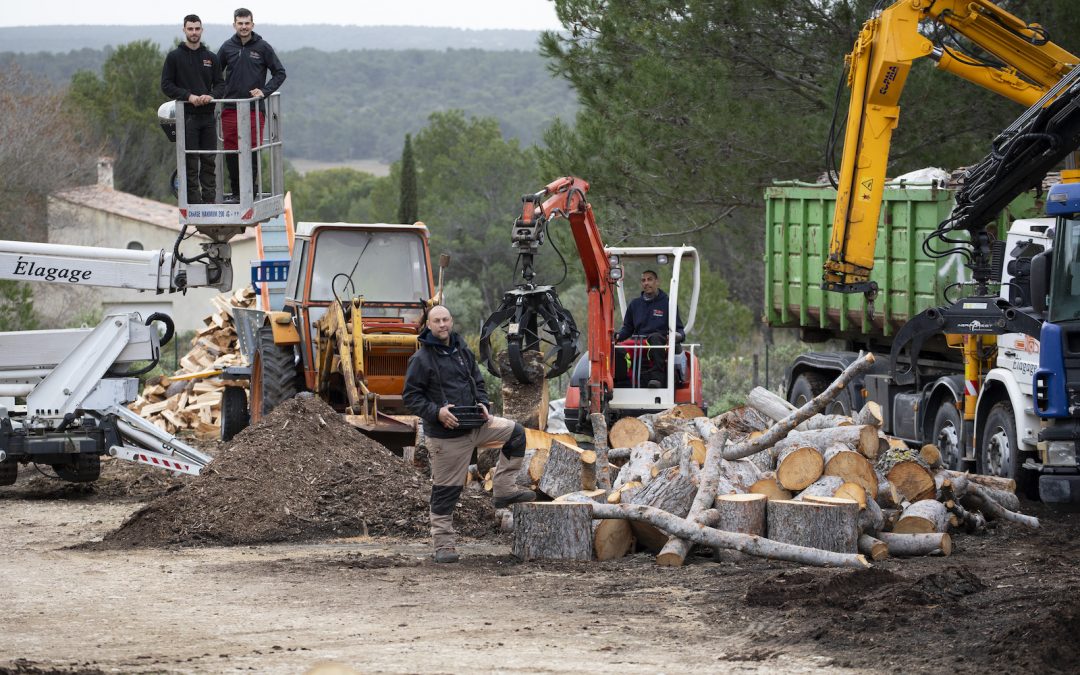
[1047,440,1077,466]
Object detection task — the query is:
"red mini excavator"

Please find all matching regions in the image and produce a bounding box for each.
[480,176,706,432]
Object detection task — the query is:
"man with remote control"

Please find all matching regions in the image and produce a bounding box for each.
[403,305,536,563]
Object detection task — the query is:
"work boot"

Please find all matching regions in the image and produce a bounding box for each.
[494,489,536,509]
[491,453,536,508]
[433,547,459,563]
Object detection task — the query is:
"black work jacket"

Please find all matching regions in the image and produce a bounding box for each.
[217,32,286,101]
[161,43,224,115]
[402,329,491,439]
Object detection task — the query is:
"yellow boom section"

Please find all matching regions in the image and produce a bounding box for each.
[824,0,1078,293]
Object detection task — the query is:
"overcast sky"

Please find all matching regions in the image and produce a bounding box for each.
[0,0,562,30]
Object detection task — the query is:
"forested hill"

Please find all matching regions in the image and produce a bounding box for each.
[1,46,577,161]
[0,25,546,53]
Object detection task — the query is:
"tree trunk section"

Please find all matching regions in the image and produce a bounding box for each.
[589,412,613,490]
[772,426,880,460]
[715,493,767,535]
[749,471,793,501]
[893,499,949,534]
[852,401,884,427]
[875,472,901,509]
[943,469,1016,493]
[823,444,879,500]
[656,432,730,567]
[919,443,943,470]
[628,466,697,552]
[590,502,870,569]
[876,446,936,502]
[537,440,597,499]
[858,534,889,561]
[767,499,860,554]
[609,417,651,448]
[877,531,952,556]
[776,445,824,491]
[512,502,593,561]
[612,441,662,490]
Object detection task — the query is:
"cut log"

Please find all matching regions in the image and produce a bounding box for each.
[556,489,634,560]
[943,469,1015,493]
[537,440,598,499]
[524,428,577,452]
[823,444,879,500]
[590,502,870,569]
[919,443,944,470]
[797,415,855,431]
[627,466,698,552]
[722,352,876,461]
[606,480,642,504]
[852,401,884,427]
[962,485,1040,528]
[660,432,707,468]
[875,472,902,509]
[609,417,651,448]
[611,441,662,490]
[515,449,537,488]
[771,426,880,461]
[767,498,860,554]
[876,446,935,502]
[511,502,593,561]
[589,412,613,491]
[795,475,844,500]
[776,445,824,491]
[746,386,796,423]
[656,431,730,567]
[715,493,767,535]
[858,534,889,561]
[893,499,949,534]
[947,500,988,534]
[749,472,793,501]
[877,531,952,557]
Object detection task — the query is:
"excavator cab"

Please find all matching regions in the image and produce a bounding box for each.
[563,245,706,431]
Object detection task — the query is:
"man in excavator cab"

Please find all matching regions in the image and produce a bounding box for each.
[615,268,686,389]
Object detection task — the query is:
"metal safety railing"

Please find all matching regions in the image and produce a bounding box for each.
[173,93,285,228]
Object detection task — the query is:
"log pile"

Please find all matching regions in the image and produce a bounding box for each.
[506,353,1040,566]
[128,287,256,439]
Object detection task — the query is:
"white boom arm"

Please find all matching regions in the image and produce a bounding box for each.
[0,239,233,292]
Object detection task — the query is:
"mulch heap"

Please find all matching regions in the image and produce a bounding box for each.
[91,395,498,549]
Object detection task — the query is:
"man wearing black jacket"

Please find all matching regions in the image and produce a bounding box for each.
[217,7,286,200]
[161,15,224,204]
[403,305,535,563]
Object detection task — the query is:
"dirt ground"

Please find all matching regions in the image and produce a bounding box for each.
[3,413,1080,673]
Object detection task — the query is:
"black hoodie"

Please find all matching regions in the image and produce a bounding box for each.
[402,328,491,439]
[161,43,224,115]
[217,31,286,100]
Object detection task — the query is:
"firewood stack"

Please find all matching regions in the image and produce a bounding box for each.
[505,353,1039,566]
[128,287,256,440]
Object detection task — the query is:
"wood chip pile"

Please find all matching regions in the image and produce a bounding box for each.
[128,287,255,439]
[499,354,1039,567]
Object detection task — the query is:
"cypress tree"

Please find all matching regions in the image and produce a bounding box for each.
[397,133,418,224]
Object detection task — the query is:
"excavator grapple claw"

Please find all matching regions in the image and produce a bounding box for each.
[480,285,580,383]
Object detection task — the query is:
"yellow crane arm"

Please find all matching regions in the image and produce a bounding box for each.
[824,0,1078,293]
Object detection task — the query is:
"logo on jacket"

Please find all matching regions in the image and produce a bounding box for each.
[652,309,665,317]
[202,59,212,67]
[250,51,262,61]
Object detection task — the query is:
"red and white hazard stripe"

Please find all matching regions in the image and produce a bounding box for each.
[965,380,979,397]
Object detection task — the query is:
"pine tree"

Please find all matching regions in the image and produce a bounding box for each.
[397,133,418,224]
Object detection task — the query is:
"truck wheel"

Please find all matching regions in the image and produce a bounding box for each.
[931,402,964,470]
[0,459,17,486]
[53,453,101,483]
[250,325,300,419]
[220,386,250,442]
[789,372,849,414]
[979,402,1019,479]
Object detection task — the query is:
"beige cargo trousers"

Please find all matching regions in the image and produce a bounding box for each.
[428,415,522,552]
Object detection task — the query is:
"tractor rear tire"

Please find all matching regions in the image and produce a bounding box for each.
[53,453,101,483]
[220,386,251,442]
[790,371,851,415]
[251,324,300,420]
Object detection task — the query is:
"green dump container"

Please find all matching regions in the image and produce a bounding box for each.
[764,182,1041,339]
